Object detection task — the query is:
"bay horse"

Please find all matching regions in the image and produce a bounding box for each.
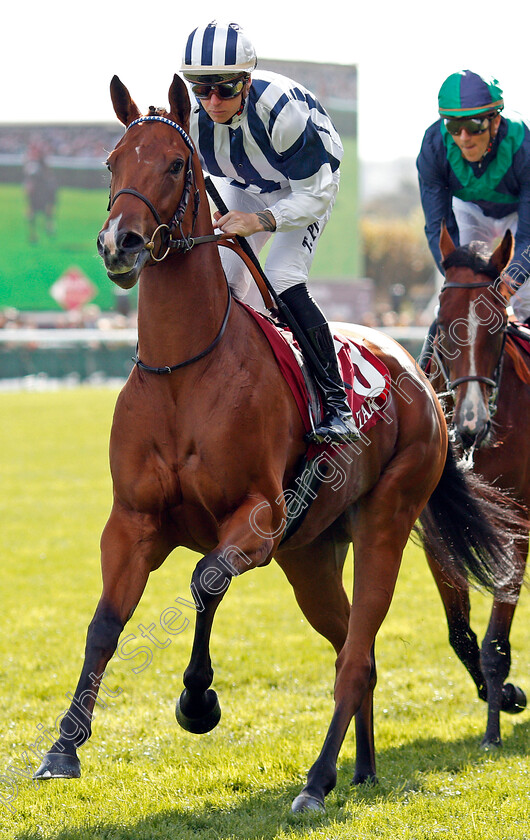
[34,77,520,811]
[425,224,528,748]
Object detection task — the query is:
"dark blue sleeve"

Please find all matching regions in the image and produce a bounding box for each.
[511,130,530,278]
[416,123,459,272]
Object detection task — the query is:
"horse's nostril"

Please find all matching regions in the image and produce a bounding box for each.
[458,430,476,450]
[119,231,145,253]
[458,419,491,451]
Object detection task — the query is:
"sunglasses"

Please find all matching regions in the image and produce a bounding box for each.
[191,77,247,100]
[444,116,492,136]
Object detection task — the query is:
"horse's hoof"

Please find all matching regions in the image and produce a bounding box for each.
[480,737,501,751]
[33,752,81,780]
[502,683,527,714]
[291,792,325,813]
[175,688,221,734]
[351,771,378,786]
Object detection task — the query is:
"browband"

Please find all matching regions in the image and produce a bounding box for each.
[127,115,194,152]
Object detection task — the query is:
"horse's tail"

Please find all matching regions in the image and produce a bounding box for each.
[417,442,526,599]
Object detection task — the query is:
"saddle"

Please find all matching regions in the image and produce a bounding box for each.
[238,301,392,542]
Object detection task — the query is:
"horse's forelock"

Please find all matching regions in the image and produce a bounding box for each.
[147,105,168,117]
[442,243,499,281]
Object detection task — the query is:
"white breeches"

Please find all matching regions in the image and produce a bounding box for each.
[452,197,530,319]
[210,174,338,311]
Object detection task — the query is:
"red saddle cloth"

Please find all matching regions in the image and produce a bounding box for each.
[240,303,392,444]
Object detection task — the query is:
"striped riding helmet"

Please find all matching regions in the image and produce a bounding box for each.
[181,21,257,81]
[438,70,504,118]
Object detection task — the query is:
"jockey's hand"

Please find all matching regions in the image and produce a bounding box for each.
[213,209,276,237]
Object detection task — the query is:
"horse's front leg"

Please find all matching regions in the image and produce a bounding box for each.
[34,506,167,779]
[176,495,277,734]
[425,552,487,700]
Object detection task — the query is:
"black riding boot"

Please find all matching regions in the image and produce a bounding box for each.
[305,323,361,443]
[279,284,360,444]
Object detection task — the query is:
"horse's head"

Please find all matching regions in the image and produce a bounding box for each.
[434,223,513,450]
[97,75,195,289]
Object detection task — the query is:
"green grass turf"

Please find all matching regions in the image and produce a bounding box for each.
[0,388,528,839]
[0,138,359,312]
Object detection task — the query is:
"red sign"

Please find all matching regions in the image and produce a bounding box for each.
[50,267,96,310]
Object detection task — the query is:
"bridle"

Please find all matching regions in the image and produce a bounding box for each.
[107,114,232,374]
[108,115,225,259]
[432,277,507,414]
[431,275,508,462]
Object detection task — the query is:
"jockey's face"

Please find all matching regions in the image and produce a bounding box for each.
[452,114,502,162]
[200,78,252,124]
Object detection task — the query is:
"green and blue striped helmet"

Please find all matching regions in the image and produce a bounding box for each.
[438,70,504,118]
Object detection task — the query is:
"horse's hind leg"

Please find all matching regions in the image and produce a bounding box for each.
[288,523,405,809]
[427,537,527,748]
[351,642,377,785]
[276,528,351,653]
[34,507,167,779]
[480,536,528,747]
[289,442,438,812]
[275,529,351,809]
[277,531,378,789]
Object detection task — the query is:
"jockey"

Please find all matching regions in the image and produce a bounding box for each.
[417,70,530,365]
[180,20,360,444]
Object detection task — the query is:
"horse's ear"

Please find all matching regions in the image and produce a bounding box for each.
[489,229,514,276]
[110,76,141,126]
[168,74,191,132]
[439,220,456,261]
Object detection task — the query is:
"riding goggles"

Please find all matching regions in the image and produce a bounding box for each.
[444,116,492,136]
[191,76,247,100]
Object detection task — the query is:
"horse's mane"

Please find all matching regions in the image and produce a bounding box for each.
[442,242,499,281]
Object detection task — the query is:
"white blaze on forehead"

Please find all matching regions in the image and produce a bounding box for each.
[101,214,122,255]
[460,300,487,432]
[468,301,479,376]
[135,145,155,165]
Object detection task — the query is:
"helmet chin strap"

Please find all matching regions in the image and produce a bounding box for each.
[224,78,251,124]
[480,114,501,164]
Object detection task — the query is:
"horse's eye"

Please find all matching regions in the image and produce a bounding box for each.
[170,160,184,175]
[105,161,112,172]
